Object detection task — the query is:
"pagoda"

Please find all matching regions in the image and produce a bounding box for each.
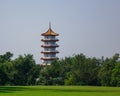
[41,23,59,65]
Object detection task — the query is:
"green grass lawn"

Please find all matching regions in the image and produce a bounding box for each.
[0,86,120,96]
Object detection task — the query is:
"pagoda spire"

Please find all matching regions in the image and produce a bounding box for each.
[41,23,59,36]
[49,22,51,29]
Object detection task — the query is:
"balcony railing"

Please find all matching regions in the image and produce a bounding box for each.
[41,38,59,42]
[41,44,59,47]
[41,50,59,54]
[41,57,59,60]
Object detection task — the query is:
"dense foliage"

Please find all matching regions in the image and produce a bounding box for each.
[0,52,120,86]
[0,52,40,85]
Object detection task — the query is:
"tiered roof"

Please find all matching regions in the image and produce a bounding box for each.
[41,23,59,36]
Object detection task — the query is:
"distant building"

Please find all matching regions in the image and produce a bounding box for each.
[41,23,59,65]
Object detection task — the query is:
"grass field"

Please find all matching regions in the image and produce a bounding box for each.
[0,86,120,96]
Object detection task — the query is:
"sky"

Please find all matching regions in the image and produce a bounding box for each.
[0,0,120,64]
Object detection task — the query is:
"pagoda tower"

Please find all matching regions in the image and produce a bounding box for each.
[41,24,59,65]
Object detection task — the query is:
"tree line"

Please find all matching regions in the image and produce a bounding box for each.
[0,52,120,86]
[0,52,40,85]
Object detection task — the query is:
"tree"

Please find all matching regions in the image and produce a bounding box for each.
[64,54,100,85]
[99,53,119,86]
[0,52,14,85]
[0,52,13,63]
[0,52,40,85]
[13,54,38,85]
[0,64,8,85]
[111,62,120,86]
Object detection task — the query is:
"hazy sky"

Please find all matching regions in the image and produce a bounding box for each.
[0,0,120,64]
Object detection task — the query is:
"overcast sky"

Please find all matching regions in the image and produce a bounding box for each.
[0,0,120,64]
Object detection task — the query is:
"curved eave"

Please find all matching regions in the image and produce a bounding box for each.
[41,34,59,36]
[41,51,59,54]
[41,45,59,48]
[41,58,59,60]
[41,39,59,42]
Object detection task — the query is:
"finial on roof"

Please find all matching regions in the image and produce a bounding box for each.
[49,22,51,29]
[41,23,59,36]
